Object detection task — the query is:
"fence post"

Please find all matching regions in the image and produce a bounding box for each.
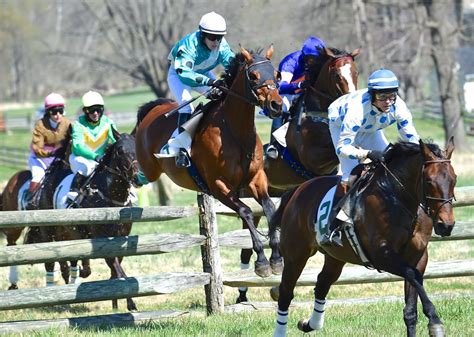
[197,192,224,315]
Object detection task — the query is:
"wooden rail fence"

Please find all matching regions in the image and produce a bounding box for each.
[0,186,472,332]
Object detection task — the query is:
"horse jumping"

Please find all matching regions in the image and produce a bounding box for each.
[270,139,456,337]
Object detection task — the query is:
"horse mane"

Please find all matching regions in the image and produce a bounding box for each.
[224,49,264,87]
[327,47,351,58]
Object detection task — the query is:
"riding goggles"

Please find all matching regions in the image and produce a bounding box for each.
[204,33,223,42]
[85,105,105,114]
[48,107,65,115]
[374,92,397,102]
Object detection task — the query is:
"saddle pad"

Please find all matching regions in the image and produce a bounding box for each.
[17,180,31,211]
[314,184,337,244]
[272,122,289,147]
[155,129,192,158]
[53,173,74,209]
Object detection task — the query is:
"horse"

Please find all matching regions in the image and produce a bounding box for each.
[236,47,360,303]
[53,132,139,311]
[0,158,88,289]
[270,139,456,337]
[265,47,360,192]
[135,46,284,278]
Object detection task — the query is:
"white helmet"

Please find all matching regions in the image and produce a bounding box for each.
[199,11,227,35]
[82,90,104,107]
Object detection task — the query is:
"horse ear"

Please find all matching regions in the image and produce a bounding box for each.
[351,48,361,58]
[265,44,274,60]
[445,136,455,159]
[112,127,121,140]
[240,47,253,64]
[324,47,335,58]
[419,139,436,161]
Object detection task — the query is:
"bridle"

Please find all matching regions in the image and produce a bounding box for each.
[380,158,455,223]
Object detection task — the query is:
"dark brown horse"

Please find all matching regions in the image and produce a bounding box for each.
[135,47,284,277]
[270,139,456,337]
[265,47,360,192]
[236,47,360,303]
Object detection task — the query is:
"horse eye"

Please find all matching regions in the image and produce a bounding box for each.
[249,71,259,81]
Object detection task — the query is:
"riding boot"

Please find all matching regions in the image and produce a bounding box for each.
[25,182,40,210]
[320,181,349,247]
[266,117,283,160]
[175,112,191,168]
[66,173,87,207]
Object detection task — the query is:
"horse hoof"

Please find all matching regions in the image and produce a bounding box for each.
[270,286,279,301]
[297,319,314,333]
[429,324,445,337]
[8,284,18,290]
[236,294,248,304]
[254,262,272,278]
[79,268,91,278]
[270,259,284,275]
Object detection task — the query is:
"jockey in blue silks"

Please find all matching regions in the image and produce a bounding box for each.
[265,36,327,159]
[167,11,235,168]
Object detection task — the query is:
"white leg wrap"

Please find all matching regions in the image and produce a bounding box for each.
[46,271,55,287]
[273,309,288,337]
[239,263,250,292]
[9,266,18,284]
[70,265,80,284]
[308,298,326,330]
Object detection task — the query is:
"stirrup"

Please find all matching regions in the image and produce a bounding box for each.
[320,230,343,247]
[175,150,190,168]
[266,144,279,159]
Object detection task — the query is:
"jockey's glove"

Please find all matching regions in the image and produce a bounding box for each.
[298,80,311,89]
[367,150,385,163]
[208,79,225,88]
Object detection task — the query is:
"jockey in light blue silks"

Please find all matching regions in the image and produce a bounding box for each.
[320,68,420,247]
[166,11,235,168]
[265,36,327,159]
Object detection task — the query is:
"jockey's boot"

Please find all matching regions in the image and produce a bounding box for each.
[66,173,87,207]
[25,182,40,210]
[265,117,283,160]
[320,181,349,247]
[175,112,191,168]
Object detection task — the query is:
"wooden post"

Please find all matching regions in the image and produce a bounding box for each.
[197,193,224,315]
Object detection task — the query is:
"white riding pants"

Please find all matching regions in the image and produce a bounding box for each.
[167,65,215,115]
[329,125,389,182]
[69,154,98,177]
[28,156,50,183]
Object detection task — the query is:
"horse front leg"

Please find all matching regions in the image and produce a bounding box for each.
[105,257,137,311]
[6,228,24,290]
[404,250,429,337]
[374,244,444,337]
[80,259,91,278]
[248,170,283,275]
[297,254,345,333]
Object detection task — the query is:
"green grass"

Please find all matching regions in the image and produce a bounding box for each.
[0,91,473,336]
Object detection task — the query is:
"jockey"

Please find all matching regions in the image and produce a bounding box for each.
[266,36,327,159]
[167,11,235,168]
[67,91,118,203]
[25,93,71,209]
[321,68,420,246]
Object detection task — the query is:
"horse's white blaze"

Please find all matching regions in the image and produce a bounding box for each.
[340,63,356,92]
[9,266,18,284]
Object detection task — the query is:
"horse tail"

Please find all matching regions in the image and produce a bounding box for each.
[269,186,299,230]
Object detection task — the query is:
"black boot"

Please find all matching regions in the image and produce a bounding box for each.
[24,190,37,210]
[320,183,348,247]
[266,117,283,159]
[66,174,87,207]
[175,113,191,168]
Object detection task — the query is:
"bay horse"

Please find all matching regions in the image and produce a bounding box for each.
[135,47,284,278]
[265,47,360,192]
[236,47,360,303]
[270,139,456,337]
[54,132,139,311]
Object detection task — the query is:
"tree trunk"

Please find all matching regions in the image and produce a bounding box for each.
[422,0,470,152]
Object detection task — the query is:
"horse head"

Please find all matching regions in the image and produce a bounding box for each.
[226,46,283,118]
[105,133,138,183]
[420,137,456,236]
[305,47,360,111]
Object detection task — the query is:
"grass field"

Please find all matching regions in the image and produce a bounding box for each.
[0,90,473,336]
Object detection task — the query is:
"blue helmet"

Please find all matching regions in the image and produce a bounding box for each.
[367,68,399,91]
[301,36,326,56]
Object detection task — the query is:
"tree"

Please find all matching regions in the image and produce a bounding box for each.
[421,0,471,152]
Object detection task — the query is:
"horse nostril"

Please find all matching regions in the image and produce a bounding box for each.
[270,100,282,112]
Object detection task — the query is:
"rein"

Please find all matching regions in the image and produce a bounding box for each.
[380,158,455,222]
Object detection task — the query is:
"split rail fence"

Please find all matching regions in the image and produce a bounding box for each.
[0,186,472,333]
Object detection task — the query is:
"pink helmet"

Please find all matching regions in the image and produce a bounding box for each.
[44,92,65,109]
